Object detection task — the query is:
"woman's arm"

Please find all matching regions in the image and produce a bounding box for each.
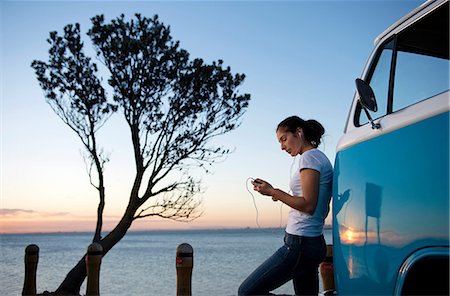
[253,169,320,215]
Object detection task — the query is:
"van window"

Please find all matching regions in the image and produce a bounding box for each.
[357,2,449,126]
[393,40,449,111]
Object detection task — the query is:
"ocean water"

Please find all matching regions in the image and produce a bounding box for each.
[0,228,332,296]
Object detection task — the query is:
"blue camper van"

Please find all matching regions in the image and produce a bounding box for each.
[332,0,449,295]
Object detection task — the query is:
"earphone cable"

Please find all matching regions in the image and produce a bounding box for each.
[246,177,261,228]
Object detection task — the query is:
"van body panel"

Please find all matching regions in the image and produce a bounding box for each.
[332,111,449,294]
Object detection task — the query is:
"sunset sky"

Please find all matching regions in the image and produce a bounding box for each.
[1,0,422,234]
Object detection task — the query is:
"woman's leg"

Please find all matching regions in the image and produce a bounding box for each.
[292,235,326,296]
[292,266,319,296]
[238,234,301,296]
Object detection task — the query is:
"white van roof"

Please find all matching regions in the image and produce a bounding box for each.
[374,0,448,45]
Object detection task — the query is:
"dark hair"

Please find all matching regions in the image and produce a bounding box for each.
[277,116,325,148]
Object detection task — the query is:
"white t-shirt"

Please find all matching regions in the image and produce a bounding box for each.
[285,148,333,237]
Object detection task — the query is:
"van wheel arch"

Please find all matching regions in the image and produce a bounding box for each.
[395,248,449,295]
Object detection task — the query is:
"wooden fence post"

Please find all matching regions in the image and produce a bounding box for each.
[176,243,193,296]
[22,244,39,296]
[320,244,335,294]
[86,242,103,296]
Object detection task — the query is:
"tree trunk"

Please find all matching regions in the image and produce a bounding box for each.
[53,211,134,295]
[52,257,87,295]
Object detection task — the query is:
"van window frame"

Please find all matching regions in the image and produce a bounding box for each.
[354,35,398,127]
[354,2,449,128]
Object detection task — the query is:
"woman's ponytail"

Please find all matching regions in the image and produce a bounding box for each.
[305,119,325,148]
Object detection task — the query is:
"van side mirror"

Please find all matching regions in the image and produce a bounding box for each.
[355,78,381,129]
[355,78,377,112]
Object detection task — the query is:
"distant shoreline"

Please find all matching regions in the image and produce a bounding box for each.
[0,224,332,236]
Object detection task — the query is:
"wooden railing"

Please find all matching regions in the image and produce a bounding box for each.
[22,244,39,296]
[176,243,193,296]
[21,242,194,296]
[22,243,333,296]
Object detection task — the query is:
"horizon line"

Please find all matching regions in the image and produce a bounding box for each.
[0,224,332,235]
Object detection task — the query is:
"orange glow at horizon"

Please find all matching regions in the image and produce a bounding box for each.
[0,208,284,234]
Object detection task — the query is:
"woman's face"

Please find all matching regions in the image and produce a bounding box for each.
[276,128,302,156]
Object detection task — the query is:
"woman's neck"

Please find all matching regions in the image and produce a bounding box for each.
[299,143,315,155]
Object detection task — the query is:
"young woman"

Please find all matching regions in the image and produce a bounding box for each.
[238,116,333,296]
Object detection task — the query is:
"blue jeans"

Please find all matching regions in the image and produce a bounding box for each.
[238,232,326,296]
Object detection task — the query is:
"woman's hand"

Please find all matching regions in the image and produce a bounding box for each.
[252,178,275,197]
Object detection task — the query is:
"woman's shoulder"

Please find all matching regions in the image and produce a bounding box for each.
[304,148,327,159]
[302,149,332,169]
